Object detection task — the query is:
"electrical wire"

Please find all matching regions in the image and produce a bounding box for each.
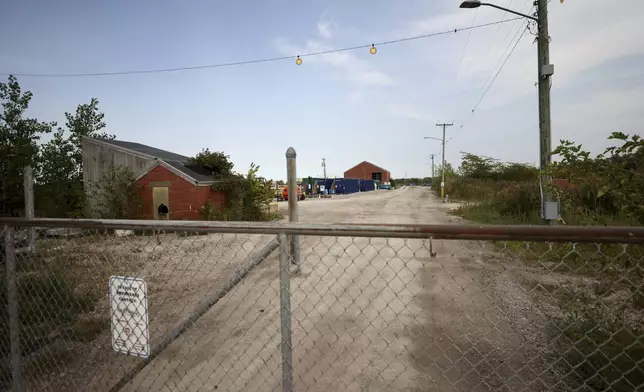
[484,0,516,54]
[446,9,479,120]
[1,18,523,78]
[449,0,532,124]
[448,23,528,142]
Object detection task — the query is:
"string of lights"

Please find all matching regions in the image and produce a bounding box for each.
[1,18,522,78]
[448,22,529,143]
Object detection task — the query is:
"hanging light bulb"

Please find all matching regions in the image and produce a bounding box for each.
[296,56,302,65]
[370,44,377,55]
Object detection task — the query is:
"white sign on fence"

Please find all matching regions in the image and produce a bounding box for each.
[109,276,150,358]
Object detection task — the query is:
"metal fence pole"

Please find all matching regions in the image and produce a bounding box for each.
[285,147,300,266]
[23,166,35,251]
[4,226,24,391]
[278,233,294,392]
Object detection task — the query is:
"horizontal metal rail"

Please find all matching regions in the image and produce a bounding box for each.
[2,217,644,243]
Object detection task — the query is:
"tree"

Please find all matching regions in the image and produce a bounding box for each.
[37,98,113,217]
[0,75,54,216]
[65,98,113,179]
[549,132,644,224]
[459,153,498,180]
[188,148,274,221]
[188,149,234,177]
[37,128,84,217]
[88,163,141,219]
[435,163,455,179]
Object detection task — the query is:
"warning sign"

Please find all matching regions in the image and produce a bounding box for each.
[109,276,150,358]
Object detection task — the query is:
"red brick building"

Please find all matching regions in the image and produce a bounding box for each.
[82,137,226,220]
[344,161,391,183]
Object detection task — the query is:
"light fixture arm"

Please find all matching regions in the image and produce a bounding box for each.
[481,2,539,23]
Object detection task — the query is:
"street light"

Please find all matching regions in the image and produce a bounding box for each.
[459,1,538,21]
[459,0,481,9]
[459,0,556,221]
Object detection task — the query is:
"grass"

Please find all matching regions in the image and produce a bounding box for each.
[0,234,141,388]
[449,196,644,391]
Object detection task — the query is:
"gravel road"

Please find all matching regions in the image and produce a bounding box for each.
[120,187,549,391]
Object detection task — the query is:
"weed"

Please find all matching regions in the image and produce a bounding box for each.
[0,235,142,384]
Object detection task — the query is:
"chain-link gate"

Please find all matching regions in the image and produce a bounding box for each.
[2,218,643,391]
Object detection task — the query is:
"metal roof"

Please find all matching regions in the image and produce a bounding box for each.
[163,160,218,183]
[84,137,216,184]
[95,139,191,162]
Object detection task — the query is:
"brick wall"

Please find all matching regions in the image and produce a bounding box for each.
[136,165,226,220]
[344,162,391,183]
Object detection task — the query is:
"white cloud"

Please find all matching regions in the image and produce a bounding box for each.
[347,91,363,104]
[564,87,644,120]
[405,0,644,111]
[553,84,644,155]
[455,0,643,109]
[274,16,396,88]
[387,103,434,122]
[317,21,332,39]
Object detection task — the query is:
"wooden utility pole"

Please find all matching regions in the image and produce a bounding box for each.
[430,154,435,179]
[436,123,453,200]
[536,0,555,220]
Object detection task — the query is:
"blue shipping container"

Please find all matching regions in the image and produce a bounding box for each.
[325,178,335,190]
[360,179,376,192]
[336,178,360,194]
[313,178,330,194]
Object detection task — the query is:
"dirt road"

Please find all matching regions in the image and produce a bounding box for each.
[121,187,549,391]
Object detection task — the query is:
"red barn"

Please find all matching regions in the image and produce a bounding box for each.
[344,161,391,183]
[82,137,226,220]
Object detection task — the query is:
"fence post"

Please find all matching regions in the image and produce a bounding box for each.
[23,166,35,251]
[278,233,294,392]
[285,147,300,266]
[4,226,24,391]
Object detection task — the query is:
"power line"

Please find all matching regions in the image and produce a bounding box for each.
[446,9,479,120]
[448,23,528,142]
[1,18,522,78]
[450,0,532,123]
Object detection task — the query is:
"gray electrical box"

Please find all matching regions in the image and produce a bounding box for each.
[543,201,560,220]
[541,64,555,77]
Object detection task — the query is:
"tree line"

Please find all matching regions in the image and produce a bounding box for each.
[1,75,276,221]
[436,132,644,225]
[1,75,115,218]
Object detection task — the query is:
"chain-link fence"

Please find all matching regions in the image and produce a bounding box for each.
[1,218,643,391]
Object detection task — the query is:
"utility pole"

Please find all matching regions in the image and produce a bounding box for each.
[436,123,453,200]
[458,0,556,220]
[321,158,327,179]
[536,0,555,221]
[430,154,435,179]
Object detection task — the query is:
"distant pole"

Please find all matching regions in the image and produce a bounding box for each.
[430,154,435,179]
[24,166,35,251]
[321,158,327,180]
[436,123,453,200]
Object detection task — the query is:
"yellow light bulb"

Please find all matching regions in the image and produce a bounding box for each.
[296,56,302,65]
[370,44,377,55]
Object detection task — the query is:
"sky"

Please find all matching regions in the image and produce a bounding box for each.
[1,0,643,180]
